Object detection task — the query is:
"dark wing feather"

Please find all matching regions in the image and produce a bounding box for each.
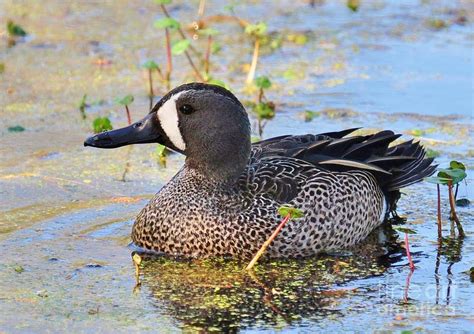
[251,129,436,191]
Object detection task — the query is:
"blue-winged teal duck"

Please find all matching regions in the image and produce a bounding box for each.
[85,83,436,258]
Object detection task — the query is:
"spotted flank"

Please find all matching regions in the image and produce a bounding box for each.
[85,83,436,259]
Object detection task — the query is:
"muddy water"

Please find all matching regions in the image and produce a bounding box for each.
[1,0,473,332]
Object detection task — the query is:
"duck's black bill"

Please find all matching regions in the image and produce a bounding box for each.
[84,113,163,149]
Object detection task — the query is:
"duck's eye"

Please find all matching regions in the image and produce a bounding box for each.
[179,104,195,115]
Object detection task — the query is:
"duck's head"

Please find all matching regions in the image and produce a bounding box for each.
[84,83,251,182]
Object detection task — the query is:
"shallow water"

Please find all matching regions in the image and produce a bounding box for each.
[1,0,473,332]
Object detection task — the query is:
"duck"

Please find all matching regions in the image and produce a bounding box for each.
[84,83,436,259]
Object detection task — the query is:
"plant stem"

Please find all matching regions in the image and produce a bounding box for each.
[454,183,459,201]
[165,28,172,90]
[125,105,131,125]
[437,184,442,241]
[258,88,264,103]
[160,4,201,57]
[198,0,206,18]
[403,268,414,303]
[404,232,415,271]
[205,35,212,76]
[246,38,260,85]
[246,213,291,270]
[184,50,205,81]
[148,68,154,111]
[448,181,465,238]
[155,66,165,81]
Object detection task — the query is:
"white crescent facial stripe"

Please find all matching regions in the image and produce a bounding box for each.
[157,91,186,151]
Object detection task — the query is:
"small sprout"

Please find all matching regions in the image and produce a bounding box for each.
[154,17,180,30]
[13,265,24,273]
[246,205,304,270]
[211,42,221,54]
[171,39,191,55]
[255,102,275,119]
[78,94,88,120]
[207,78,230,90]
[286,33,308,45]
[409,129,425,137]
[115,95,134,125]
[245,22,267,37]
[7,20,27,37]
[155,144,169,167]
[92,117,113,133]
[255,76,271,89]
[251,136,261,143]
[115,94,134,106]
[347,0,360,12]
[154,0,172,4]
[142,60,160,70]
[8,125,25,132]
[278,205,304,219]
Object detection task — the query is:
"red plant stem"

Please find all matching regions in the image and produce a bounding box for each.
[246,214,291,270]
[148,69,154,111]
[165,28,172,88]
[437,184,442,241]
[125,105,131,125]
[405,232,415,271]
[205,35,212,75]
[403,267,414,303]
[448,181,465,238]
[184,51,205,82]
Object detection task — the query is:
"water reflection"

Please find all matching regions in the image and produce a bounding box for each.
[134,225,400,331]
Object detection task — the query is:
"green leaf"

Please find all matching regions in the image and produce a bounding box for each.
[211,41,221,54]
[155,144,168,157]
[92,117,113,133]
[425,148,440,158]
[303,110,319,122]
[171,39,190,55]
[347,0,360,12]
[254,102,275,120]
[8,125,25,132]
[438,168,467,185]
[393,226,417,234]
[154,17,180,30]
[154,0,172,5]
[207,78,230,90]
[425,176,451,185]
[13,265,24,273]
[115,94,134,106]
[142,60,159,70]
[278,205,305,219]
[255,76,271,89]
[198,28,219,36]
[245,22,267,37]
[450,160,466,171]
[7,20,27,37]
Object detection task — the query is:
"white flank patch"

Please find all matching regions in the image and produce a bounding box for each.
[379,195,387,223]
[157,91,186,151]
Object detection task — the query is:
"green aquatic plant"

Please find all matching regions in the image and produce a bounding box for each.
[92,117,113,134]
[0,63,5,74]
[78,94,88,120]
[155,144,169,167]
[115,94,134,125]
[7,125,25,133]
[347,0,360,12]
[253,76,276,137]
[393,226,416,271]
[245,22,268,84]
[7,20,27,47]
[246,205,304,270]
[426,160,467,239]
[142,60,164,110]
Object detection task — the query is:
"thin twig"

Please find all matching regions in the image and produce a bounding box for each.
[437,184,442,241]
[148,69,154,111]
[198,0,206,18]
[448,182,465,238]
[246,214,291,270]
[205,35,212,75]
[404,232,415,271]
[125,105,131,125]
[246,39,260,84]
[165,28,172,89]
